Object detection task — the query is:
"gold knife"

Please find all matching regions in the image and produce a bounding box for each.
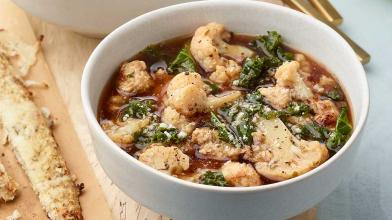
[309,0,343,25]
[282,0,370,64]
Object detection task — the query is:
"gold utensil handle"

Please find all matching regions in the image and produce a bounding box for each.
[309,0,343,25]
[282,0,370,64]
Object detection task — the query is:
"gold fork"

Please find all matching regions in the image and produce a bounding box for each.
[282,0,370,64]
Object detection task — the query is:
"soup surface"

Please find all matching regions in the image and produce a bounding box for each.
[98,23,352,187]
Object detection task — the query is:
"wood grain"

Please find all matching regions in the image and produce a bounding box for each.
[0,0,112,219]
[2,0,316,219]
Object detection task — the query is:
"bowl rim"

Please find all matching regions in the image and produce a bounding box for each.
[81,0,369,193]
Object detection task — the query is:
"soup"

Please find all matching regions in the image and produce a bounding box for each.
[98,22,352,187]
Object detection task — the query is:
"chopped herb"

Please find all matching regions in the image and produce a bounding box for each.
[200,171,228,187]
[167,45,196,74]
[327,107,352,151]
[327,89,342,101]
[233,56,281,89]
[134,123,187,149]
[203,80,221,94]
[300,122,330,141]
[210,112,242,147]
[121,99,156,121]
[250,31,294,62]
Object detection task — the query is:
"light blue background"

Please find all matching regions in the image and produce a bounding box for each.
[318,0,392,219]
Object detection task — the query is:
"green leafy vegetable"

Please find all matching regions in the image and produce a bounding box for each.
[285,102,311,116]
[300,122,330,141]
[327,107,352,151]
[134,123,187,149]
[200,171,228,187]
[259,106,283,119]
[250,31,294,62]
[327,89,342,101]
[167,45,196,74]
[259,102,310,120]
[233,56,280,88]
[141,45,163,61]
[121,99,156,121]
[218,91,264,145]
[203,80,221,94]
[210,112,242,147]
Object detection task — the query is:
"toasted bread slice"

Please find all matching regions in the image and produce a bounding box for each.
[0,161,18,202]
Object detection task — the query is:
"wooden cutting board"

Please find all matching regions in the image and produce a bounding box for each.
[1,0,316,219]
[0,0,112,219]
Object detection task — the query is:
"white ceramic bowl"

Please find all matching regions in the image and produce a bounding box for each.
[12,0,198,37]
[81,1,369,219]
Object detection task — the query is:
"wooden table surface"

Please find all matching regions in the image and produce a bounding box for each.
[21,1,316,219]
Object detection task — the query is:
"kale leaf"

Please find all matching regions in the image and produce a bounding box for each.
[210,112,242,147]
[200,171,229,187]
[250,31,293,62]
[300,122,330,141]
[121,99,156,121]
[259,102,310,119]
[233,56,281,89]
[134,123,187,149]
[203,80,221,94]
[141,45,164,62]
[167,45,196,74]
[285,102,311,116]
[217,91,263,145]
[327,88,342,101]
[327,107,352,151]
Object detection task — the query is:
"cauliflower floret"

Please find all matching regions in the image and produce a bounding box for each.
[190,23,253,85]
[190,22,253,72]
[207,90,243,110]
[251,117,329,181]
[138,144,190,174]
[191,128,247,160]
[312,99,339,127]
[221,161,262,187]
[275,61,313,100]
[116,60,153,95]
[258,86,292,110]
[319,75,337,90]
[101,117,150,145]
[161,106,196,134]
[209,60,242,85]
[166,72,208,116]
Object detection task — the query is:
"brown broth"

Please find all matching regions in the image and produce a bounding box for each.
[98,33,351,182]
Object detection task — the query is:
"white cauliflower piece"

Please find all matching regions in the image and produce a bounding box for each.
[116,60,153,95]
[312,99,339,127]
[209,60,242,85]
[221,161,262,187]
[258,86,292,110]
[207,90,243,110]
[166,72,208,116]
[191,128,247,160]
[101,117,150,145]
[190,22,253,72]
[275,61,313,100]
[190,22,253,85]
[161,106,196,134]
[138,144,190,174]
[319,75,337,90]
[252,117,329,181]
